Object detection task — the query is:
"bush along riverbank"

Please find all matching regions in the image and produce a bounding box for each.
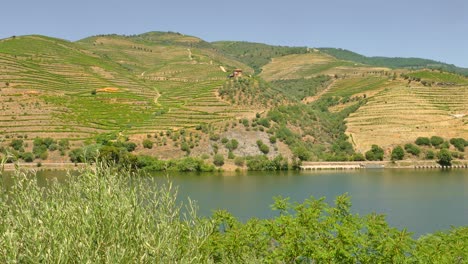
[0,160,466,263]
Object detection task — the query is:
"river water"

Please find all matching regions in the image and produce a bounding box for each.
[4,168,468,237]
[154,169,468,237]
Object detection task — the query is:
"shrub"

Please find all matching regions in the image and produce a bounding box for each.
[451,152,464,159]
[209,134,220,141]
[48,143,58,151]
[391,146,405,161]
[213,154,224,167]
[39,151,48,160]
[221,137,229,144]
[430,136,444,147]
[269,136,277,144]
[21,152,34,162]
[351,153,365,161]
[58,139,70,150]
[226,139,239,151]
[259,144,269,154]
[257,118,271,128]
[415,137,430,146]
[69,148,84,163]
[437,149,452,166]
[10,139,24,151]
[404,144,420,156]
[365,145,384,161]
[234,157,245,166]
[246,155,288,171]
[425,150,435,160]
[292,145,312,161]
[142,139,153,149]
[123,142,137,152]
[180,142,190,153]
[449,138,467,152]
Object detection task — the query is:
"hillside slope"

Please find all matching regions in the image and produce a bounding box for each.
[0,33,466,166]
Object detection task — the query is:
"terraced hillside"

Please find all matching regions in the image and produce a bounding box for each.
[259,52,391,81]
[346,83,468,152]
[0,34,256,141]
[1,33,466,164]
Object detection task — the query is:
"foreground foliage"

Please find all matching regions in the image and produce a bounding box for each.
[0,161,466,263]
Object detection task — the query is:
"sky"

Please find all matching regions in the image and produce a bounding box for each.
[1,0,467,67]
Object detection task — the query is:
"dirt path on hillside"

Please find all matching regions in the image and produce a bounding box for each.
[154,92,161,104]
[301,79,336,104]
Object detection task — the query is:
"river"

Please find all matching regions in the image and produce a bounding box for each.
[4,168,468,237]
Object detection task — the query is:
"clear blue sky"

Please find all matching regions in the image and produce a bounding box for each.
[1,0,467,67]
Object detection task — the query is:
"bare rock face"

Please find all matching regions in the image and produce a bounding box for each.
[219,128,277,158]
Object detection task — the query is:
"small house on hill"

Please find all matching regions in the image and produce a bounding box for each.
[228,69,243,78]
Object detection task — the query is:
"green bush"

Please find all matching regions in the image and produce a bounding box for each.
[404,144,421,156]
[292,145,312,161]
[365,145,384,161]
[180,142,190,153]
[391,146,405,161]
[425,150,435,160]
[209,134,220,141]
[234,157,245,166]
[246,155,288,171]
[449,138,467,152]
[415,137,431,146]
[430,136,444,147]
[269,136,277,144]
[213,154,224,167]
[351,153,366,161]
[225,139,239,151]
[437,149,452,166]
[142,139,153,149]
[257,118,271,128]
[9,139,24,151]
[21,152,34,162]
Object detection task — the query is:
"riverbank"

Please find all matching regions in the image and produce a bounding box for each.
[300,160,468,170]
[2,159,468,172]
[1,162,86,171]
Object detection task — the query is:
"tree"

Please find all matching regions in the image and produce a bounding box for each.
[292,145,311,161]
[391,146,405,161]
[437,149,452,166]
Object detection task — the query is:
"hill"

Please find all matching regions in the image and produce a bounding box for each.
[318,48,468,76]
[212,41,308,74]
[0,33,467,167]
